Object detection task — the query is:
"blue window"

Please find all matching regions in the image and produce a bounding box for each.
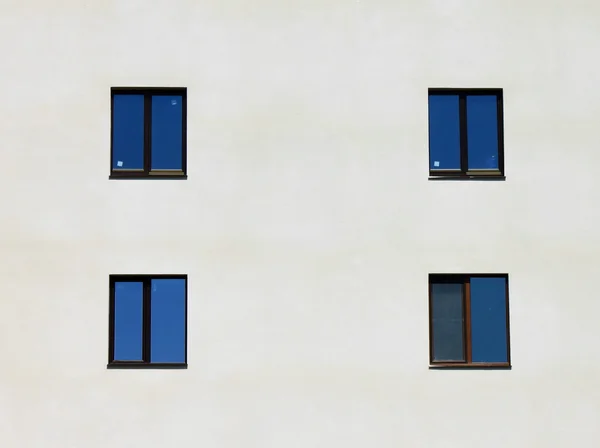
[111,88,186,178]
[428,89,504,177]
[429,274,510,367]
[109,275,187,368]
[113,282,144,361]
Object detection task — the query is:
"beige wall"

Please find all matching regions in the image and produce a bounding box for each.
[1,0,599,446]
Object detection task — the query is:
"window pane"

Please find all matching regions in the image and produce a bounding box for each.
[429,94,460,170]
[114,282,144,361]
[112,95,145,170]
[466,95,499,170]
[431,283,464,362]
[150,279,186,363]
[151,95,183,170]
[470,277,508,363]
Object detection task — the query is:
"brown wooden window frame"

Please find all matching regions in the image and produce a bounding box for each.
[428,88,505,180]
[110,87,187,179]
[108,274,188,369]
[428,274,511,369]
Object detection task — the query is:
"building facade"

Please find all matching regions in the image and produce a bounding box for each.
[1,0,599,446]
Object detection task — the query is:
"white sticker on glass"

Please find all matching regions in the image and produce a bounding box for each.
[434,161,440,167]
[117,161,123,167]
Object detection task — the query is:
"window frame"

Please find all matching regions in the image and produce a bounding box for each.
[110,87,187,179]
[428,273,511,368]
[428,88,505,179]
[108,274,188,369]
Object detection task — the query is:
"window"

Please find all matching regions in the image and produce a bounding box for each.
[108,275,187,368]
[110,88,187,178]
[429,274,510,367]
[428,89,504,178]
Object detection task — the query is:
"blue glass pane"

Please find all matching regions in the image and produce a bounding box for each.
[114,282,144,361]
[467,95,499,169]
[151,96,183,170]
[429,95,460,170]
[112,95,145,170]
[470,277,508,363]
[431,283,464,361]
[151,279,186,363]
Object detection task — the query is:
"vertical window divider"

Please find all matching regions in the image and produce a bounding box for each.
[458,94,468,172]
[143,94,151,174]
[142,279,152,363]
[464,278,472,363]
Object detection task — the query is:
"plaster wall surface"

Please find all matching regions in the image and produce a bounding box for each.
[0,1,599,446]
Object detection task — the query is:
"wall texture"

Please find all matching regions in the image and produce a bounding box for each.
[1,0,599,446]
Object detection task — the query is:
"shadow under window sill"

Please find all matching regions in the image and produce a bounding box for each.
[428,175,506,181]
[429,363,511,370]
[107,363,188,370]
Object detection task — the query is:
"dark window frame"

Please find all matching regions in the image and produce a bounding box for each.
[428,273,511,368]
[110,87,187,179]
[108,274,188,369]
[428,88,505,179]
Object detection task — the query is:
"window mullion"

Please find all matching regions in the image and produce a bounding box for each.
[459,94,468,173]
[464,278,472,364]
[142,279,152,363]
[144,95,152,174]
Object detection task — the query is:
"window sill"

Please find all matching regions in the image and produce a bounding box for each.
[107,362,187,370]
[428,175,505,181]
[109,174,188,180]
[429,363,511,370]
